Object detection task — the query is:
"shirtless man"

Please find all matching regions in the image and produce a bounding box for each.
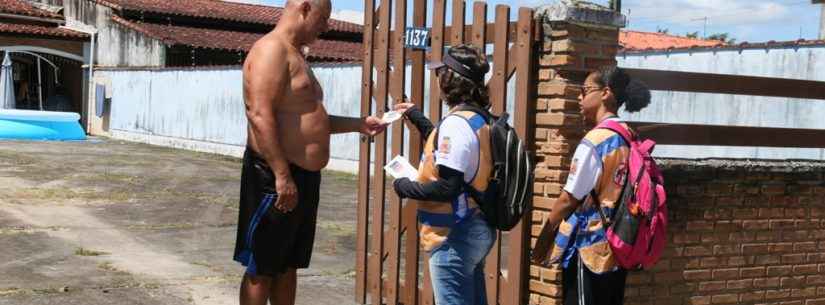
[234,1,386,304]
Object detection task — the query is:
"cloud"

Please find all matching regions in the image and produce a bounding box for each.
[626,0,794,27]
[331,9,364,24]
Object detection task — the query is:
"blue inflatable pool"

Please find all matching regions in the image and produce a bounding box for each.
[0,109,86,140]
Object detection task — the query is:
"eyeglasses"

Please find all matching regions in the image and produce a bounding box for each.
[580,85,604,97]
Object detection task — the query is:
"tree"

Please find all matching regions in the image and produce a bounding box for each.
[706,33,737,44]
[656,27,670,34]
[686,31,700,39]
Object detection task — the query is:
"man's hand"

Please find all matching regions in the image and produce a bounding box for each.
[359,116,389,136]
[274,174,299,212]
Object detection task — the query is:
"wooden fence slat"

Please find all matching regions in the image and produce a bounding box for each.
[355,0,376,303]
[624,68,825,100]
[628,122,825,148]
[503,8,535,305]
[489,5,509,115]
[383,23,519,49]
[404,1,427,305]
[484,5,510,305]
[471,2,486,50]
[370,1,392,304]
[451,0,465,45]
[429,0,446,121]
[385,0,408,303]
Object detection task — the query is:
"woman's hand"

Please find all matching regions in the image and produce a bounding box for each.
[393,103,416,115]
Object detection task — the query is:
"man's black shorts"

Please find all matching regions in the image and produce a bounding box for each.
[233,148,321,276]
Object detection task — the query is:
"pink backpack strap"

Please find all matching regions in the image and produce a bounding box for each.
[597,119,634,143]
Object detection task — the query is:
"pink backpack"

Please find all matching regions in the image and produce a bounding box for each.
[593,120,668,270]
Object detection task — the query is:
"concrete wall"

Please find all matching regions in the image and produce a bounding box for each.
[617,46,825,160]
[98,65,365,172]
[98,64,517,172]
[61,0,165,67]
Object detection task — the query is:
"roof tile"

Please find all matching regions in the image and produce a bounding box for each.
[620,30,725,51]
[0,0,62,19]
[112,16,361,62]
[0,22,89,39]
[95,0,361,34]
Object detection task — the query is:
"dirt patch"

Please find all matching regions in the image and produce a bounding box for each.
[0,139,360,305]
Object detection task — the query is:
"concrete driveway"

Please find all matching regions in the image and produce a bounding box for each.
[0,139,360,305]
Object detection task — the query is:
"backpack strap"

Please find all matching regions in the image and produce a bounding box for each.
[597,119,634,144]
[590,189,612,227]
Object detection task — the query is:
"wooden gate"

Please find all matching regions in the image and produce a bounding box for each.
[355,1,536,305]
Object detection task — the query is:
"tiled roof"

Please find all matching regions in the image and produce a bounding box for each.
[0,22,89,39]
[620,39,825,54]
[0,0,62,20]
[95,0,361,34]
[620,30,725,51]
[111,16,361,63]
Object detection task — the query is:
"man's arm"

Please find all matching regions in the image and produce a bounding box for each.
[329,115,387,135]
[244,41,298,212]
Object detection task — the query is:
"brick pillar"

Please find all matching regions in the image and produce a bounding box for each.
[529,2,625,305]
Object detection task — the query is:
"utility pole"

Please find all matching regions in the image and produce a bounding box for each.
[815,1,825,40]
[610,0,621,12]
[691,16,708,39]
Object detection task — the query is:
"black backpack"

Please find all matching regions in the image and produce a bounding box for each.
[440,104,534,231]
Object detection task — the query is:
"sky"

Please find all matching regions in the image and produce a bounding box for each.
[231,0,823,43]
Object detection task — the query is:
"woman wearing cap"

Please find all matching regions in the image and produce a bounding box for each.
[391,44,495,305]
[531,66,652,305]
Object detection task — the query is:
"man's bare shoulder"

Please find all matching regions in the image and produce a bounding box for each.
[245,35,291,73]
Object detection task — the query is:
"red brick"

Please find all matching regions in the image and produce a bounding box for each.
[710,294,738,304]
[740,267,766,278]
[742,220,770,230]
[688,296,711,305]
[712,268,740,280]
[683,270,712,281]
[684,246,713,257]
[770,242,794,253]
[686,220,715,232]
[795,242,817,252]
[809,298,825,305]
[794,264,818,275]
[727,279,752,290]
[808,275,825,285]
[754,277,780,288]
[792,287,818,298]
[762,184,787,195]
[781,253,806,264]
[739,291,765,302]
[698,281,726,292]
[655,271,685,283]
[780,276,806,288]
[755,254,781,265]
[741,243,771,254]
[766,265,793,277]
[765,289,792,300]
[713,245,739,255]
[770,219,796,230]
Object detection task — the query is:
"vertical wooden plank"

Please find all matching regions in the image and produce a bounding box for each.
[482,5,505,305]
[451,0,466,45]
[503,7,535,305]
[371,0,392,304]
[405,0,427,303]
[386,0,407,304]
[489,5,509,115]
[428,0,446,121]
[356,0,376,303]
[471,2,486,50]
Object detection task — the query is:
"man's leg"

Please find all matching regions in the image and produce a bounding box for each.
[240,273,273,305]
[269,268,297,305]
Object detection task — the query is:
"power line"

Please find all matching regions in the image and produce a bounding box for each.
[630,0,810,24]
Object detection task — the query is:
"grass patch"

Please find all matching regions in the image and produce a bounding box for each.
[97,261,118,272]
[75,247,109,257]
[0,287,21,296]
